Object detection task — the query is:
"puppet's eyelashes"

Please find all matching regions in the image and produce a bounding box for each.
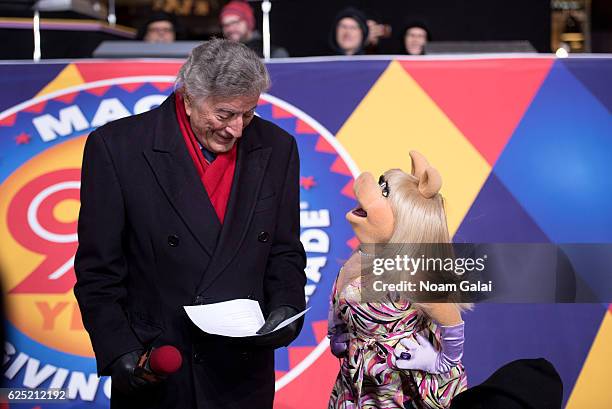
[378,174,390,197]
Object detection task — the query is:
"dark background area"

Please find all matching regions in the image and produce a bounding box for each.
[592,0,612,52]
[0,28,133,59]
[250,0,551,55]
[3,0,612,58]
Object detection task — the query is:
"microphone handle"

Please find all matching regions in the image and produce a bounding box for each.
[134,348,162,381]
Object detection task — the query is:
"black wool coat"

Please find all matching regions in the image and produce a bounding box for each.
[74,93,306,409]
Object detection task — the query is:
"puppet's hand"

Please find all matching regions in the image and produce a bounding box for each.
[328,326,349,358]
[394,333,438,373]
[327,290,349,358]
[394,322,464,374]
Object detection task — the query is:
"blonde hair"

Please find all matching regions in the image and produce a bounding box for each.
[385,168,450,244]
[361,168,472,312]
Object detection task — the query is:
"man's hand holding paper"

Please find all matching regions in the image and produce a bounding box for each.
[184,299,309,348]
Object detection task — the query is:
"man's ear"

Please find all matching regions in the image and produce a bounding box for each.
[183,94,192,117]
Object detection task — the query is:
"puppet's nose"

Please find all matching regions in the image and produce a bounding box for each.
[354,172,375,195]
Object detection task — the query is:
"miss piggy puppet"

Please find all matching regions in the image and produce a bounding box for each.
[328,151,469,409]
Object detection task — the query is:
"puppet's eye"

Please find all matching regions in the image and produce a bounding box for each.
[378,175,390,198]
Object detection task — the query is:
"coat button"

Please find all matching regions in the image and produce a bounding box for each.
[168,234,179,247]
[193,352,204,363]
[258,231,269,243]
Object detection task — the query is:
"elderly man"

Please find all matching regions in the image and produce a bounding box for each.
[74,39,306,408]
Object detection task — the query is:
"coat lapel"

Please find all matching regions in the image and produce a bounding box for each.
[196,123,272,294]
[143,94,221,257]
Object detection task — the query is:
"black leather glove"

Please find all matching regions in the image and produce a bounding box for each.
[109,350,157,395]
[253,306,302,349]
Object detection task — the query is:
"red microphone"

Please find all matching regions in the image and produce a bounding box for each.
[135,345,183,381]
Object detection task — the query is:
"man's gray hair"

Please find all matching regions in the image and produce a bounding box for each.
[176,38,270,100]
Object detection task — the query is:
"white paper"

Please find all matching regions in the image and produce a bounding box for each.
[184,299,310,337]
[273,308,310,332]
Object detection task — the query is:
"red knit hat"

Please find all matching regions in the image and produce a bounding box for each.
[220,1,255,31]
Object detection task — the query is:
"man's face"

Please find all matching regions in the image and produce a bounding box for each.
[183,93,259,154]
[221,15,251,42]
[144,20,175,43]
[336,17,363,54]
[404,27,427,55]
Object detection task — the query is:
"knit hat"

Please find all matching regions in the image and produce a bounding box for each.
[401,20,432,41]
[450,358,563,409]
[220,1,255,31]
[137,12,180,40]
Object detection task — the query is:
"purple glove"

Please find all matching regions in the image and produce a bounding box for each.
[327,291,349,358]
[329,329,349,358]
[393,322,464,374]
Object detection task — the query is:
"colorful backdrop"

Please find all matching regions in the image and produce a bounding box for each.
[0,56,610,408]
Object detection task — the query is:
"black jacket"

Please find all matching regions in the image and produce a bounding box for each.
[74,93,306,409]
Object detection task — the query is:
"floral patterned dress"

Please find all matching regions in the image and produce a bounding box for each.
[328,253,467,409]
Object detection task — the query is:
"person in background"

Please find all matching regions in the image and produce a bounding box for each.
[137,12,180,44]
[366,20,385,49]
[329,7,369,56]
[220,0,289,58]
[362,9,393,55]
[402,20,431,55]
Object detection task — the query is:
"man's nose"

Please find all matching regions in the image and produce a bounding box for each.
[225,116,244,138]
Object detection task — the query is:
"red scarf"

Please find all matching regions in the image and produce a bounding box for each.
[175,93,237,224]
